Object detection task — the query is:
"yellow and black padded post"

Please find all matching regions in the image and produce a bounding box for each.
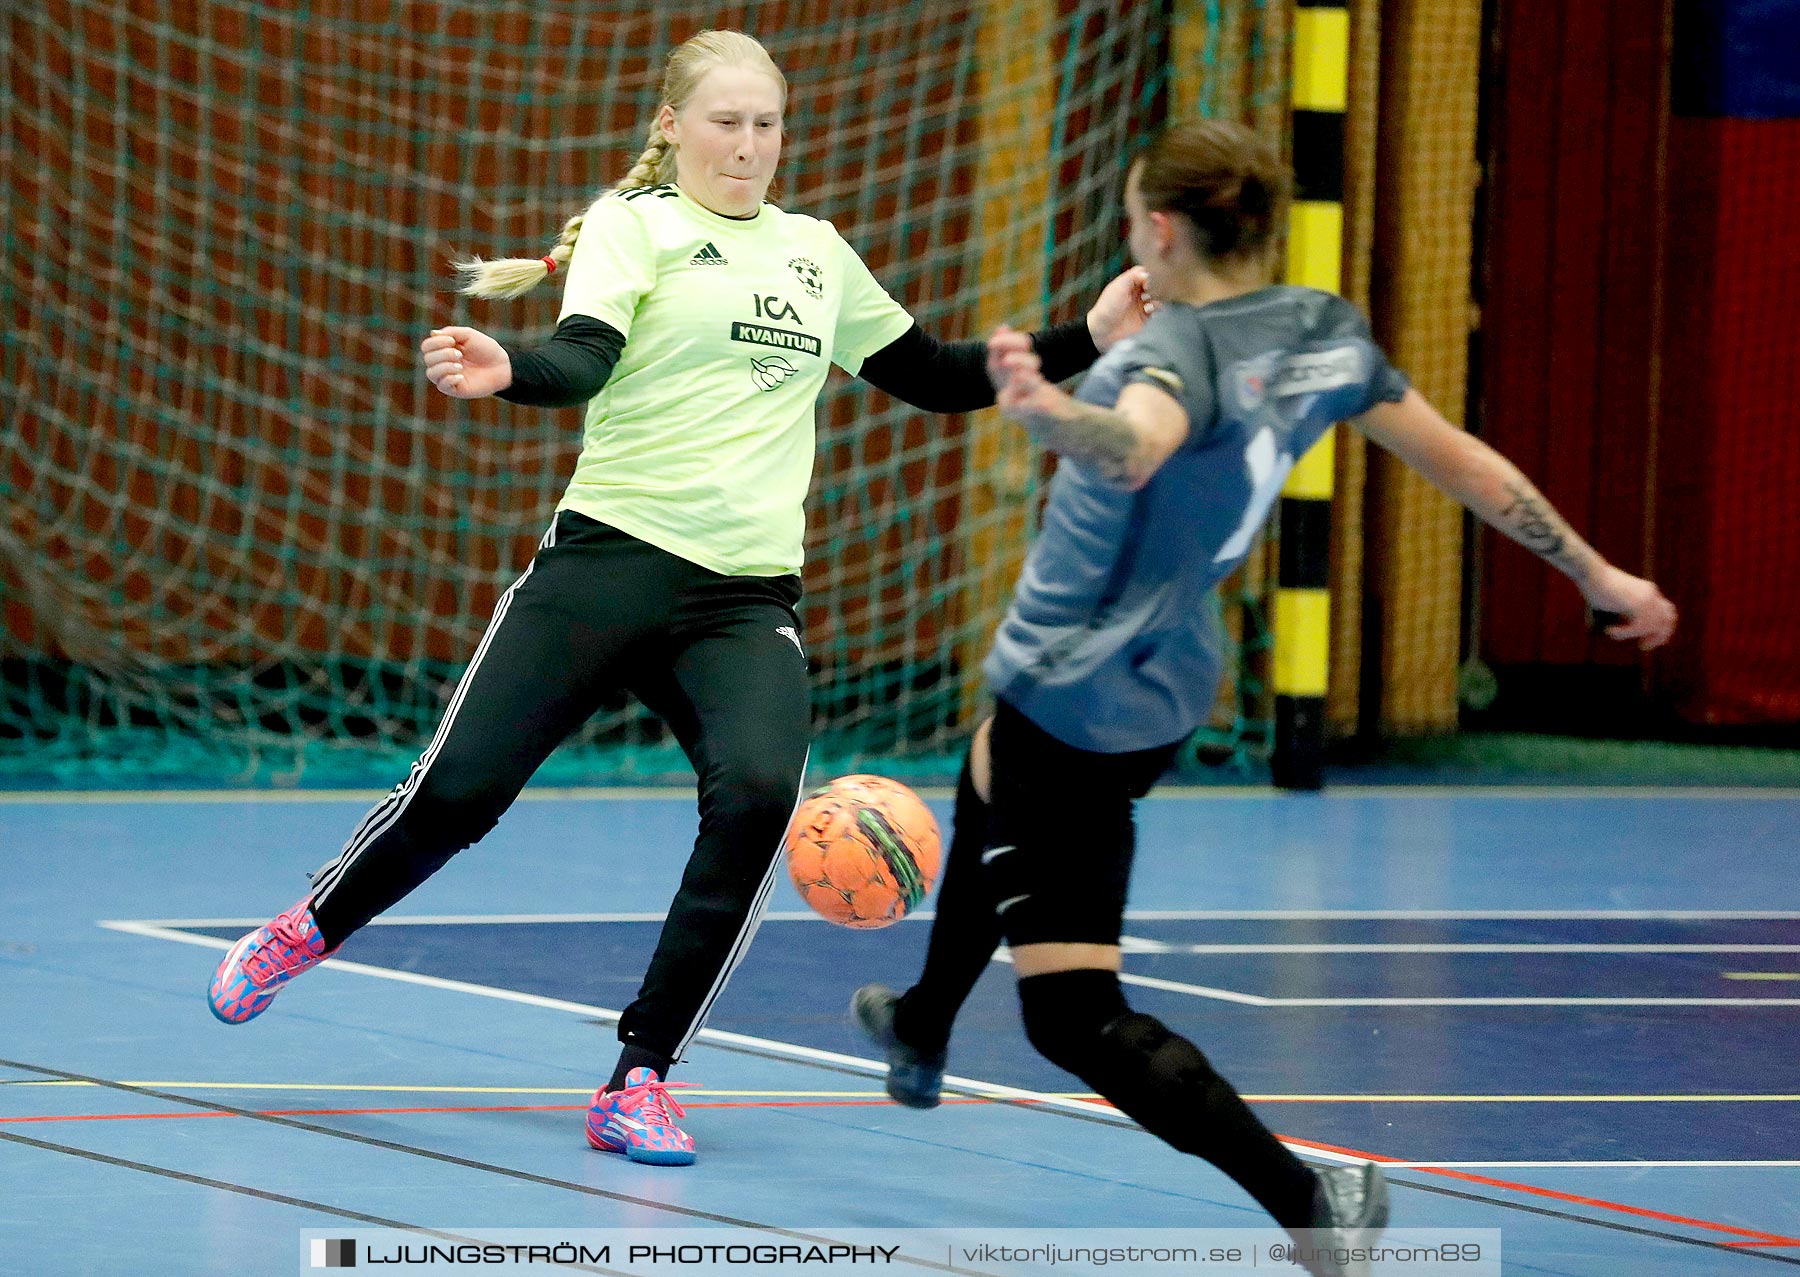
[1272,0,1349,791]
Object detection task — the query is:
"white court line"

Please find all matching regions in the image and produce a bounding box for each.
[11,785,1800,804]
[1383,1161,1800,1169]
[1116,972,1277,1007]
[0,787,702,804]
[105,911,928,929]
[105,911,1800,1008]
[1299,787,1800,801]
[1115,910,1800,920]
[986,948,1276,1006]
[991,948,1800,1007]
[100,919,1800,1169]
[1118,939,1800,955]
[104,909,1800,929]
[113,913,1800,1008]
[96,920,1366,1167]
[1245,997,1800,1007]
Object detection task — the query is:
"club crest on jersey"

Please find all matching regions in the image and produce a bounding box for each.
[751,354,799,391]
[1232,354,1278,411]
[788,256,823,298]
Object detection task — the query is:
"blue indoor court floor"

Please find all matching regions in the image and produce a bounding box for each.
[3,785,1799,1275]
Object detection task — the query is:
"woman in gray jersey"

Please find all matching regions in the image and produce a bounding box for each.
[854,119,1676,1276]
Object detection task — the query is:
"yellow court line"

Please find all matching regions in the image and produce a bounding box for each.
[8,1082,1800,1103]
[1725,973,1800,981]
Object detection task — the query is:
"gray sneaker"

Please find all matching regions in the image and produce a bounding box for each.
[1300,1161,1390,1277]
[850,984,946,1109]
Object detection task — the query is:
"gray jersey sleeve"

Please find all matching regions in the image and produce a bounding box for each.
[1318,293,1409,412]
[1112,315,1217,442]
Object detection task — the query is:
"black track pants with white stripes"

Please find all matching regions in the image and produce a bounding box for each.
[305,511,812,1063]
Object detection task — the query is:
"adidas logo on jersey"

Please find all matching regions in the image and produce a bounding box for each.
[690,242,728,265]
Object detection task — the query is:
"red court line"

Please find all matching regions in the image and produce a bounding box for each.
[1281,1134,1800,1248]
[9,1099,1793,1247]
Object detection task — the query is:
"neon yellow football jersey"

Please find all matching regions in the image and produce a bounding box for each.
[553,182,915,577]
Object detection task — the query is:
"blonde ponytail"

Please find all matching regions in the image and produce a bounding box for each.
[448,30,783,301]
[452,210,583,300]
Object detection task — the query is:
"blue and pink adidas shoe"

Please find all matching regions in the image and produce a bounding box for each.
[207,900,337,1024]
[585,1067,697,1165]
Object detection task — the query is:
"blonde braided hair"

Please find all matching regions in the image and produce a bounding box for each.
[453,31,785,300]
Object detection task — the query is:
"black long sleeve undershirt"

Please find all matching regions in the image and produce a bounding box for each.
[496,315,627,408]
[493,314,1099,412]
[856,319,1099,413]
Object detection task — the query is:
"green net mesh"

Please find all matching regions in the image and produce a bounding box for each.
[2,0,1282,785]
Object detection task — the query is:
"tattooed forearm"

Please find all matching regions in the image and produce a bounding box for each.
[1016,401,1138,482]
[1498,478,1594,583]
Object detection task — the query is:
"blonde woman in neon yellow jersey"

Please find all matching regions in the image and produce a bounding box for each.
[206,29,1151,1166]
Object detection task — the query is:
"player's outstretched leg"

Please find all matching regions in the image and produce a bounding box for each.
[1015,970,1376,1246]
[213,522,638,1027]
[207,899,337,1024]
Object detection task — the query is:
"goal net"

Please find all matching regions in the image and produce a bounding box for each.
[1,1,1282,783]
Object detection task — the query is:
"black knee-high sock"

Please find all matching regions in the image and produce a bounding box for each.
[1019,970,1319,1229]
[892,754,1004,1054]
[608,1043,677,1091]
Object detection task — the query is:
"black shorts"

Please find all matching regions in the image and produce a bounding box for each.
[982,698,1182,947]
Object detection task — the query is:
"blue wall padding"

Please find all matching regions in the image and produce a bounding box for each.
[1673,0,1800,118]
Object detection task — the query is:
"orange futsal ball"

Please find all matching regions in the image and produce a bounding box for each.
[784,774,943,929]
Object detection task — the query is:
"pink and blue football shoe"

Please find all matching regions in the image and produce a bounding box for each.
[585,1067,698,1166]
[207,900,336,1024]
